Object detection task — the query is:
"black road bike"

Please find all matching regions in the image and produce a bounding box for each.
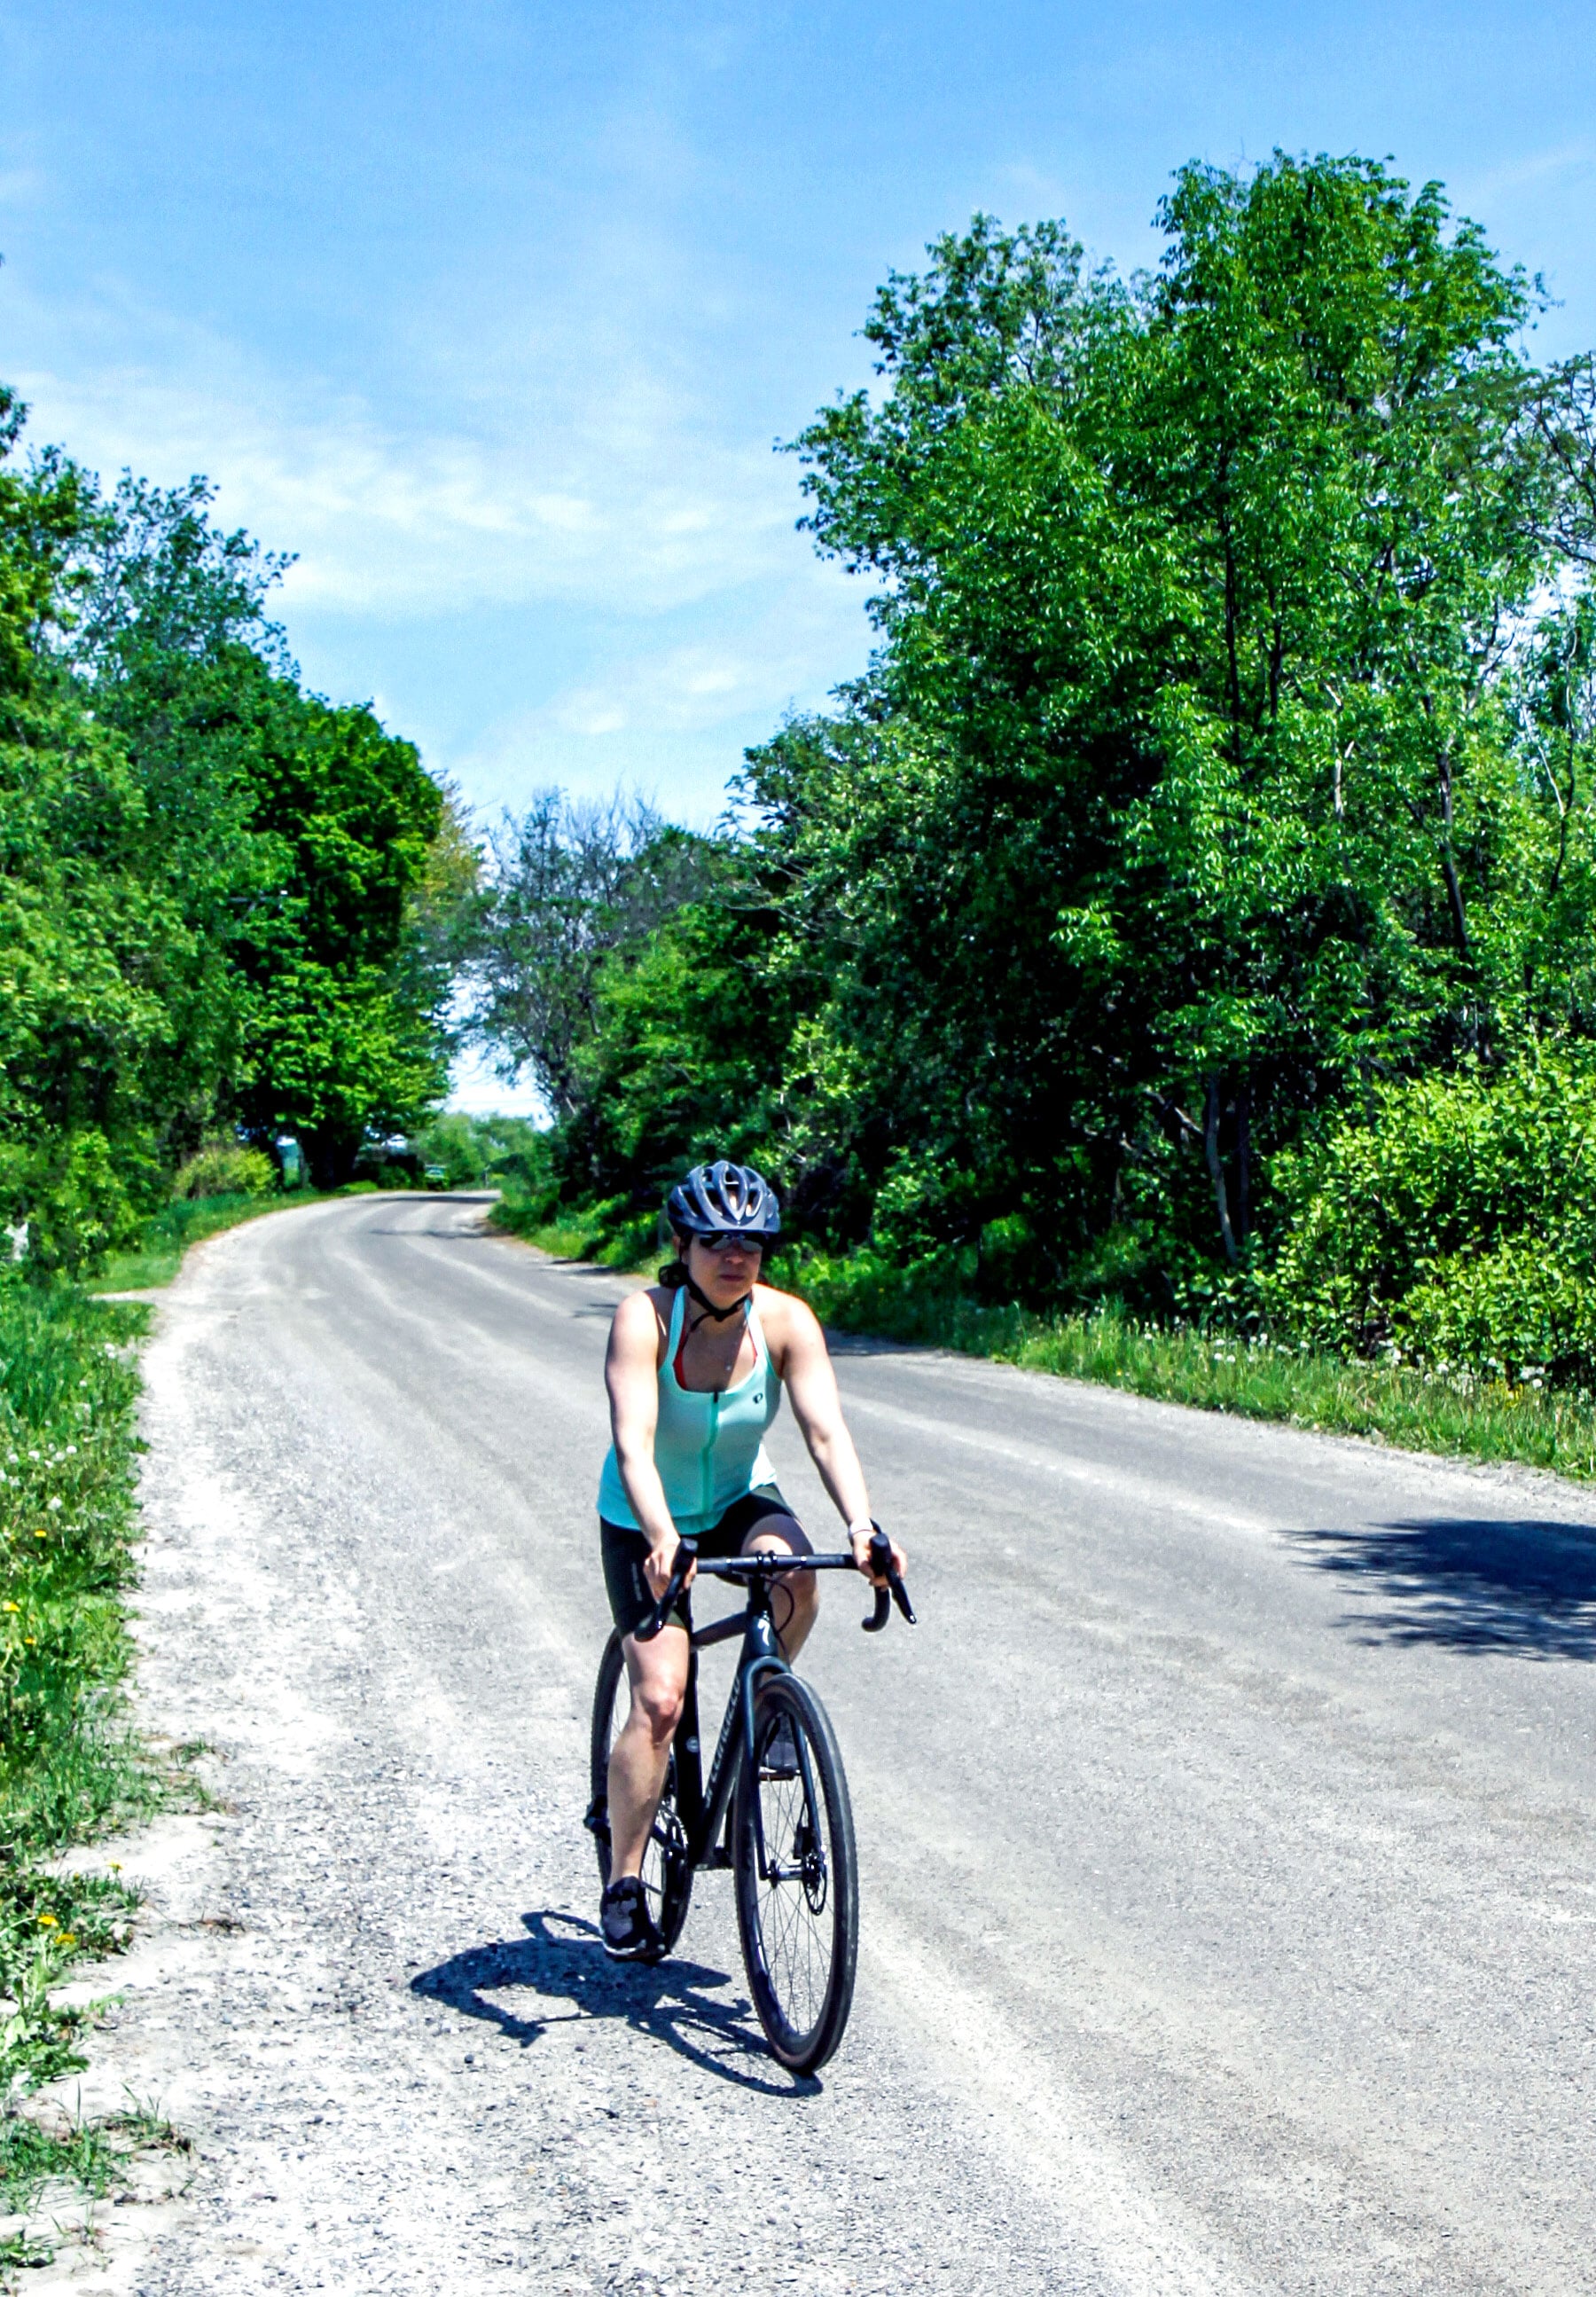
[586,1529,915,2074]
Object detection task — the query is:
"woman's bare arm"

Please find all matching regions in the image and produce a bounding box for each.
[605,1291,686,1592]
[768,1293,905,1579]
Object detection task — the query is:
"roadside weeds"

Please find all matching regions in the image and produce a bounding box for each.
[0,1274,215,2275]
[791,1259,1596,1483]
[492,1207,1596,1484]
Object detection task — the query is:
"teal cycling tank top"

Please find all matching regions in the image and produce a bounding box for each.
[597,1286,782,1535]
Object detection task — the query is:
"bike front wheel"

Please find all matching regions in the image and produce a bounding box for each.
[588,1629,693,1956]
[732,1672,858,2074]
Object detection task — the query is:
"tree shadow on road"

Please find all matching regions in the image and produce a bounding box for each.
[1283,1517,1596,1658]
[411,1909,819,2097]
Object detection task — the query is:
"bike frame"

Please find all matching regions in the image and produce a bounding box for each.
[623,1533,913,1885]
[672,1576,792,1876]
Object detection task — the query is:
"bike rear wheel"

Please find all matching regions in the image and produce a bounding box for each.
[588,1629,693,1955]
[732,1672,858,2073]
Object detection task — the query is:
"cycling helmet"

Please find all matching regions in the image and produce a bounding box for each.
[667,1160,781,1241]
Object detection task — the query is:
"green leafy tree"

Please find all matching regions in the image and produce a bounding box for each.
[70,475,464,1189]
[464,791,716,1128]
[467,154,1596,1380]
[765,153,1585,1295]
[0,404,466,1256]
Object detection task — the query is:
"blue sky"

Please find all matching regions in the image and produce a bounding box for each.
[4,1,1595,1105]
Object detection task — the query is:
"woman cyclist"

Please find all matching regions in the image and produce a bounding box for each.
[597,1158,906,1960]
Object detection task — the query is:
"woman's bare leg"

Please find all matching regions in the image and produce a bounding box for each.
[745,1525,818,1658]
[607,1623,689,1878]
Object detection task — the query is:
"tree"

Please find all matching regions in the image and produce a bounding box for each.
[68,474,465,1188]
[0,403,466,1254]
[463,790,716,1127]
[764,154,1583,1293]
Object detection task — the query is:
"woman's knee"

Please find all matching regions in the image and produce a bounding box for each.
[630,1674,685,1744]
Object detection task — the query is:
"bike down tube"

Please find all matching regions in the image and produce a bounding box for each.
[698,1609,788,1874]
[673,1645,706,1848]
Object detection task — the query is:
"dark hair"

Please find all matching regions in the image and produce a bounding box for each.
[659,1258,690,1290]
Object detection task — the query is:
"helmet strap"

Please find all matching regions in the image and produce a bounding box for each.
[684,1273,751,1325]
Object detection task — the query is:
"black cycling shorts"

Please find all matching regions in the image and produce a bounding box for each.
[599,1484,811,1640]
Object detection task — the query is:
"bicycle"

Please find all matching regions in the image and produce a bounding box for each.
[585,1528,915,2074]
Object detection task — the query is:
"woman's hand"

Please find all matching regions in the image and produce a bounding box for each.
[644,1537,695,1602]
[850,1525,907,1584]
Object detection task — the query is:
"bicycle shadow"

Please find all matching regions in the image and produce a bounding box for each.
[1282,1516,1596,1658]
[410,1909,820,2097]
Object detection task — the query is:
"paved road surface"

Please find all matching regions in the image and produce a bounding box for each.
[64,1194,1596,2293]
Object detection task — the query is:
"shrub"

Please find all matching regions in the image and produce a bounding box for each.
[0,1130,152,1279]
[173,1141,276,1201]
[1264,1046,1596,1384]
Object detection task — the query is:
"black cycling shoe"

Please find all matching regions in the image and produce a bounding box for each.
[601,1876,664,1962]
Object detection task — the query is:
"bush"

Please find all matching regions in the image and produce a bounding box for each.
[174,1141,276,1201]
[1264,1045,1596,1385]
[0,1130,153,1279]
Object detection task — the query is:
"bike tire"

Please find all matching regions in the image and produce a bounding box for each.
[733,1673,858,2074]
[588,1629,693,1955]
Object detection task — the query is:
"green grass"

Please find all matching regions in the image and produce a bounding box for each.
[89,1189,323,1293]
[778,1248,1596,1483]
[490,1198,661,1272]
[493,1194,1596,1479]
[0,1274,196,2248]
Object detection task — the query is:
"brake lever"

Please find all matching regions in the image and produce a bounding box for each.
[861,1526,916,1633]
[636,1536,698,1642]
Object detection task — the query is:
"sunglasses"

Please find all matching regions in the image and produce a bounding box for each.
[694,1231,766,1256]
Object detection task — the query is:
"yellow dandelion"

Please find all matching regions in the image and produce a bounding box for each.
[58,1934,76,1948]
[36,1913,56,1927]
[2,1603,18,1614]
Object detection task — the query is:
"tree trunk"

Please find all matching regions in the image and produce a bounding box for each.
[1436,749,1471,960]
[1236,1079,1251,1247]
[1204,1077,1239,1266]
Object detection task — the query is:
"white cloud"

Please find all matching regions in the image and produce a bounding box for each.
[7,282,809,623]
[447,562,871,813]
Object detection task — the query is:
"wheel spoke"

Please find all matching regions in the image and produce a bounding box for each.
[750,1725,833,2040]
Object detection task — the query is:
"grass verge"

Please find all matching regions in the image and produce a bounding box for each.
[90,1188,325,1294]
[489,1197,661,1272]
[0,1274,188,2251]
[779,1248,1596,1483]
[496,1198,1596,1480]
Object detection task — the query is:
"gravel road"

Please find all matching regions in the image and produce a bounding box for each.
[38,1192,1596,2293]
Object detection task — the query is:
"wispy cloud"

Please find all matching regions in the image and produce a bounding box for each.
[448,564,868,805]
[1463,141,1596,203]
[16,346,802,621]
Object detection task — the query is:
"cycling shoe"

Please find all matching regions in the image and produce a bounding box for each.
[600,1876,664,1962]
